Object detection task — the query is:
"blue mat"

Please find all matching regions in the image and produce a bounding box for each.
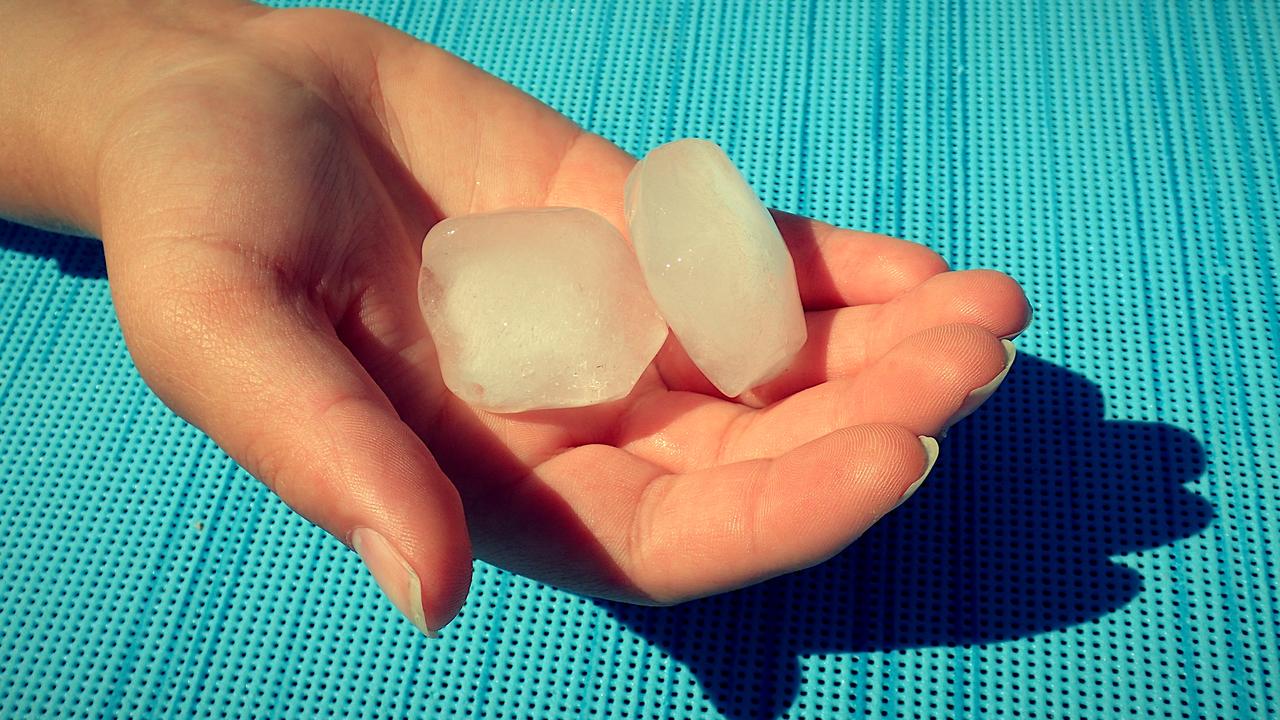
[2,0,1278,717]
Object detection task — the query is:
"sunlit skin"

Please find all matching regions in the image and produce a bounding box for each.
[0,3,1030,633]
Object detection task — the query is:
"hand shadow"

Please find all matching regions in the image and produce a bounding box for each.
[0,221,107,279]
[597,354,1212,720]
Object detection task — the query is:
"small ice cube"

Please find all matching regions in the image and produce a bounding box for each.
[419,208,667,413]
[624,139,807,397]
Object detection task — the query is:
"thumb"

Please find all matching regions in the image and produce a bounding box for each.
[115,269,472,636]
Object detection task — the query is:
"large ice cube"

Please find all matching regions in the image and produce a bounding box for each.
[419,208,667,413]
[624,139,807,398]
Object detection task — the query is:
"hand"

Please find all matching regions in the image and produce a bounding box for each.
[84,6,1029,634]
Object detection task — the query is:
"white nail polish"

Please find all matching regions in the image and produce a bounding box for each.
[351,527,436,638]
[895,436,940,509]
[943,340,1017,430]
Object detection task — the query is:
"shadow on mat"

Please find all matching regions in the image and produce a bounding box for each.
[597,354,1211,720]
[0,222,107,279]
[3,222,1214,720]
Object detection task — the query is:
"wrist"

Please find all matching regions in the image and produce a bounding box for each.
[0,0,266,236]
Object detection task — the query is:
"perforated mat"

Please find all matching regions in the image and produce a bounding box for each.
[2,0,1278,717]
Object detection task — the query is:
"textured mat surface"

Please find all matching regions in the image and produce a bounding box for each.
[2,0,1278,717]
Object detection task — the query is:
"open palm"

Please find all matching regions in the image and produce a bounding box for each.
[97,7,1029,634]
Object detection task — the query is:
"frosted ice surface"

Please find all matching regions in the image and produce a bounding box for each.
[419,208,667,412]
[624,139,807,397]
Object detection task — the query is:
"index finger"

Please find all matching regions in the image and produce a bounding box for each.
[772,210,950,310]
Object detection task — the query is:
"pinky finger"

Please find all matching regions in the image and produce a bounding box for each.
[627,424,938,603]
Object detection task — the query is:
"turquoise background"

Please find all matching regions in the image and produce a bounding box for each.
[2,0,1278,717]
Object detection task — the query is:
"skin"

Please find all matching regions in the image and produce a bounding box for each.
[0,2,1031,633]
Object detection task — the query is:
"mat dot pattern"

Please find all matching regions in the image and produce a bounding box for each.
[2,0,1278,717]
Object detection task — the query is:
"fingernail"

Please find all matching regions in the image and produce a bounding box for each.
[943,340,1017,429]
[351,527,436,638]
[895,436,940,508]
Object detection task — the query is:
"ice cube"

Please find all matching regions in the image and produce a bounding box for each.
[419,208,668,413]
[624,139,807,397]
